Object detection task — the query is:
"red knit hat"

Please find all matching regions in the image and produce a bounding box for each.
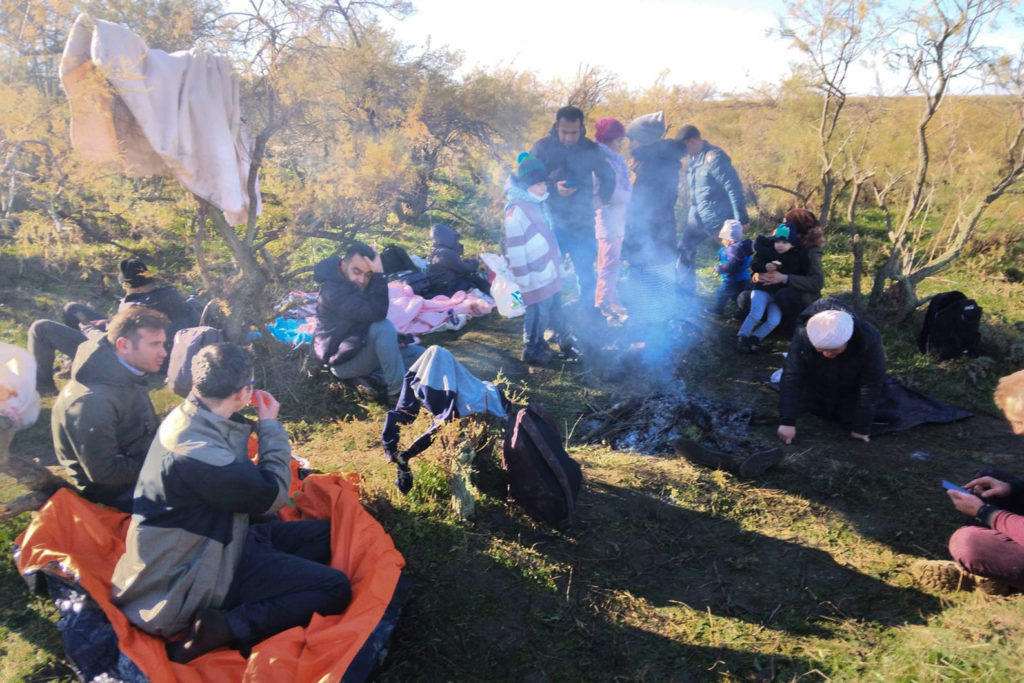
[594,117,626,145]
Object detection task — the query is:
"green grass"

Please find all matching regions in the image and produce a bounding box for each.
[3,238,1024,681]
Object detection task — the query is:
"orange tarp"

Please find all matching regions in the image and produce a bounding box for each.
[16,474,405,682]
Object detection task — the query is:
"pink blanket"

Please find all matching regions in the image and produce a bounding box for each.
[386,282,494,334]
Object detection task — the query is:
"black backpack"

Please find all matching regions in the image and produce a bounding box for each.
[502,404,582,529]
[917,291,982,360]
[380,245,418,276]
[166,326,226,397]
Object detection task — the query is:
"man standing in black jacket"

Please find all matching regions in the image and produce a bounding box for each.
[312,242,423,403]
[529,106,616,311]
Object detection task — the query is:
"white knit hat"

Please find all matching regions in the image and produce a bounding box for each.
[718,219,743,242]
[806,310,854,349]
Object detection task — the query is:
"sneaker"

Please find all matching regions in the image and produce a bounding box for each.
[747,336,764,353]
[395,463,413,494]
[522,345,555,365]
[37,382,60,398]
[672,438,737,472]
[737,448,784,478]
[343,376,380,402]
[907,559,1013,595]
[735,336,753,354]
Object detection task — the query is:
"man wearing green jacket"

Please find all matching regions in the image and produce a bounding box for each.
[52,306,169,511]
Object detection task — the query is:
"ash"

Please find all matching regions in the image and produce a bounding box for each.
[577,386,756,456]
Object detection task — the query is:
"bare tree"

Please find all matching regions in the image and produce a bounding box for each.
[778,0,884,227]
[868,0,1020,320]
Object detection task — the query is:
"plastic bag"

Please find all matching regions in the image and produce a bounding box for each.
[0,342,41,429]
[479,253,525,318]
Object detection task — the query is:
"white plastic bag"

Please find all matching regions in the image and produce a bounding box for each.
[0,342,41,429]
[479,253,525,318]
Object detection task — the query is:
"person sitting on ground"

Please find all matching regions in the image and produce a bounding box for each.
[313,242,424,403]
[424,223,491,298]
[503,153,563,366]
[52,307,169,511]
[737,223,809,353]
[909,369,1024,594]
[112,343,352,663]
[741,208,825,333]
[592,116,632,320]
[707,219,752,317]
[29,257,196,395]
[777,299,887,445]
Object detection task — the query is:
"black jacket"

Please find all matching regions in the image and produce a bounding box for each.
[312,256,389,366]
[750,235,810,295]
[120,284,198,337]
[779,298,887,435]
[425,224,489,297]
[529,126,615,237]
[624,138,687,267]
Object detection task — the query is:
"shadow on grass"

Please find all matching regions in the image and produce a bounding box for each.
[372,503,818,682]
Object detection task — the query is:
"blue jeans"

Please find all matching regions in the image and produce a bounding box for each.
[712,279,751,314]
[329,319,424,394]
[738,289,781,340]
[523,295,560,351]
[221,520,351,651]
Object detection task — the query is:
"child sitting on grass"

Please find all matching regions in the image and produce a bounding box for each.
[737,223,809,353]
[503,153,563,365]
[708,219,752,316]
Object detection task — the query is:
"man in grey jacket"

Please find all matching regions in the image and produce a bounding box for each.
[112,343,351,663]
[678,125,749,293]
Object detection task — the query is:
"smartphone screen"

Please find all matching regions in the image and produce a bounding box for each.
[942,480,973,496]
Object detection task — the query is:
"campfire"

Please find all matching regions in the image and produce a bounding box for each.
[577,387,757,456]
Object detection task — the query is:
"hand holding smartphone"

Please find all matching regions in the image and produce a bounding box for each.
[942,480,974,496]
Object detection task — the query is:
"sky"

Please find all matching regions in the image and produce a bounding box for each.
[379,0,1024,96]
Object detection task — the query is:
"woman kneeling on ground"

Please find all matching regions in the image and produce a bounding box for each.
[911,369,1024,594]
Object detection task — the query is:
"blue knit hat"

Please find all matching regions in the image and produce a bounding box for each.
[514,152,547,188]
[773,223,794,243]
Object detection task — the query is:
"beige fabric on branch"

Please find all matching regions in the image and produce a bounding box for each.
[60,14,260,226]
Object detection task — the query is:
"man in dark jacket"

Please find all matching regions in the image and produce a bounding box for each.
[777,299,888,445]
[529,106,616,310]
[678,125,749,293]
[52,306,169,511]
[313,242,423,402]
[113,343,351,663]
[28,257,197,395]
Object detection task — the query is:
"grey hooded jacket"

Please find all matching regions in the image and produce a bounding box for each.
[111,397,291,636]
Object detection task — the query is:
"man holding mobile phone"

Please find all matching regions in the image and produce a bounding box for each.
[529,106,616,312]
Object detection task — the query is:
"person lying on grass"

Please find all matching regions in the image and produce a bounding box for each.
[910,369,1024,594]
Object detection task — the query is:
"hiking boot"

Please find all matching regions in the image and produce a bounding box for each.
[737,447,784,478]
[343,376,381,402]
[672,438,737,472]
[736,336,753,354]
[907,559,1013,595]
